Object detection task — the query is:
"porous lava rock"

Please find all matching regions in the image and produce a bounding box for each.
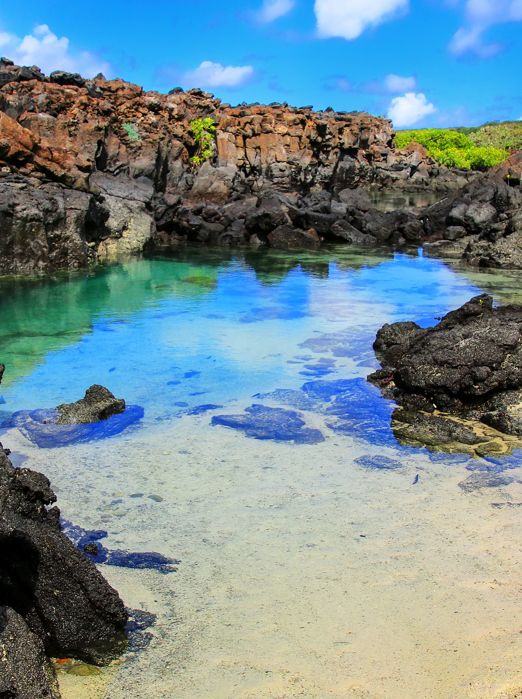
[368,294,522,453]
[0,605,61,699]
[0,58,477,274]
[421,156,522,269]
[0,58,519,273]
[56,384,125,424]
[0,441,128,662]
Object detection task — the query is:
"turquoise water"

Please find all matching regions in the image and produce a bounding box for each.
[3,246,522,699]
[0,247,493,424]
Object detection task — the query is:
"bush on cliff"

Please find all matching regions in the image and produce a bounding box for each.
[190,118,216,167]
[395,128,508,171]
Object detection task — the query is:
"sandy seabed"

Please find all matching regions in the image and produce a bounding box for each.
[6,407,522,699]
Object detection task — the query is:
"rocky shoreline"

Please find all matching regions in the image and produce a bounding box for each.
[368,294,522,456]
[3,58,520,275]
[0,366,130,697]
[2,58,522,696]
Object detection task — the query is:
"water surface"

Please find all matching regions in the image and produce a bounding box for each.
[2,246,522,699]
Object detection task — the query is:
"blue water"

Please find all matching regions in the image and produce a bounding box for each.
[4,246,522,698]
[0,248,494,432]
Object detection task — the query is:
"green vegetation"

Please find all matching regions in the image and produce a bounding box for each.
[467,121,522,152]
[122,122,141,141]
[190,117,216,167]
[395,128,509,171]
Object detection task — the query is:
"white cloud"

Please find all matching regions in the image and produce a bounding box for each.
[448,24,502,57]
[184,61,254,89]
[256,0,295,23]
[6,24,112,78]
[314,0,409,40]
[388,92,436,127]
[450,0,522,57]
[384,74,416,93]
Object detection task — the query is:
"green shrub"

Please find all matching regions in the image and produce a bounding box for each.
[395,128,508,171]
[190,117,216,167]
[467,121,522,152]
[122,122,141,141]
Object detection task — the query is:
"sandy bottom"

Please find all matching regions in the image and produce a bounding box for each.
[6,410,522,699]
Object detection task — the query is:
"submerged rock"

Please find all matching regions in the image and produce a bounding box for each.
[7,404,144,448]
[353,454,402,470]
[6,385,143,448]
[212,403,325,444]
[368,294,522,455]
[62,521,180,574]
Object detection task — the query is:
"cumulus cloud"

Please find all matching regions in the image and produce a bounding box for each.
[4,24,112,77]
[314,0,409,40]
[450,0,522,57]
[184,61,255,89]
[388,92,436,127]
[256,0,295,23]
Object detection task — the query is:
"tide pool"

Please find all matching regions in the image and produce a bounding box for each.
[2,246,522,699]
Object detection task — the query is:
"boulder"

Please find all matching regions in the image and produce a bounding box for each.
[49,70,85,88]
[368,294,522,452]
[245,193,293,233]
[371,294,522,402]
[0,441,128,663]
[0,605,61,699]
[330,219,376,245]
[267,224,321,250]
[56,384,125,424]
[337,187,372,212]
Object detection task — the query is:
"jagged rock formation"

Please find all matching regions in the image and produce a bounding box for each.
[421,152,522,268]
[56,384,125,424]
[0,440,128,661]
[368,294,522,455]
[0,361,129,696]
[0,57,395,192]
[0,605,61,699]
[0,58,485,274]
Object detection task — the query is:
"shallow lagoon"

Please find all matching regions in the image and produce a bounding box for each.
[2,246,522,699]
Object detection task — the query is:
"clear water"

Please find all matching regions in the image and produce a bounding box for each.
[2,246,522,699]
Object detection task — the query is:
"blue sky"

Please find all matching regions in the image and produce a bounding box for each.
[0,0,521,128]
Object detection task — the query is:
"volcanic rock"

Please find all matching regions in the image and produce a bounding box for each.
[56,384,125,424]
[368,294,522,453]
[0,441,128,662]
[0,605,61,699]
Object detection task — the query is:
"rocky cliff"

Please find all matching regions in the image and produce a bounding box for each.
[0,57,399,193]
[0,58,483,274]
[4,58,519,275]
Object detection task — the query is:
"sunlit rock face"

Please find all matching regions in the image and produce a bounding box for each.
[368,293,522,455]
